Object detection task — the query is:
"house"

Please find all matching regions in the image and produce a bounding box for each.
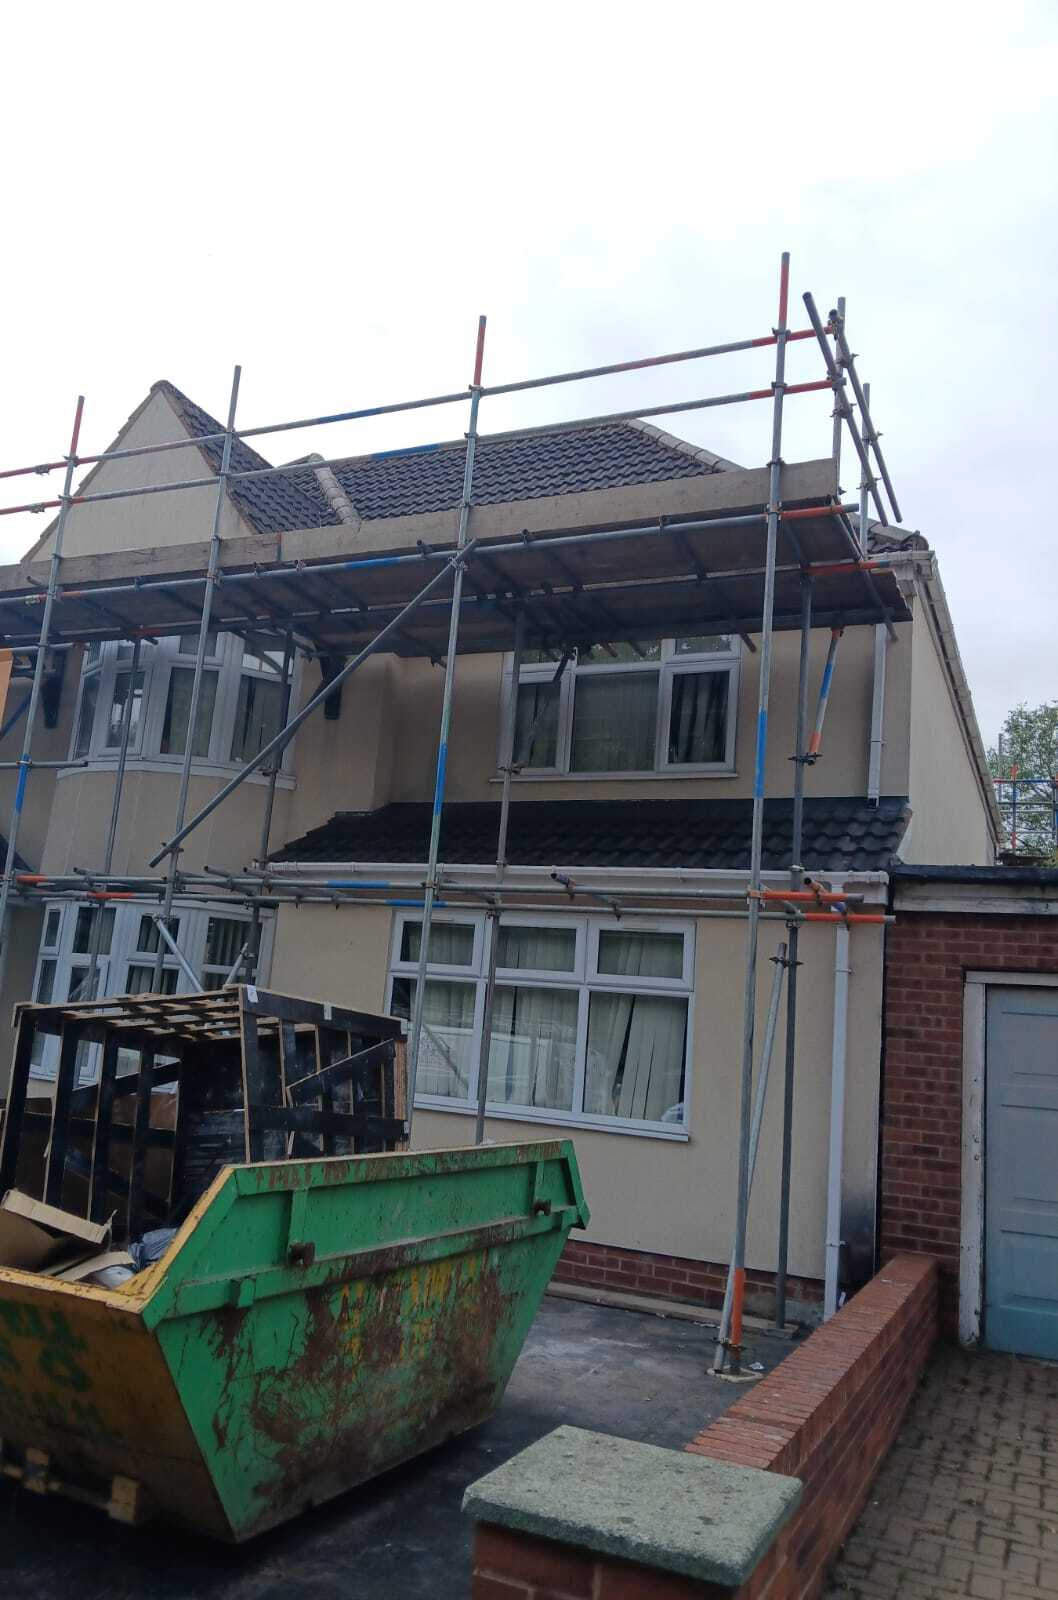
[0,377,1001,1317]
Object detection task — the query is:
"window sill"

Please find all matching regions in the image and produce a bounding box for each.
[57,758,296,789]
[489,769,738,785]
[413,1096,690,1141]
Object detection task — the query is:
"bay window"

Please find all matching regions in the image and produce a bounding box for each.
[69,632,294,771]
[507,636,738,777]
[387,911,693,1136]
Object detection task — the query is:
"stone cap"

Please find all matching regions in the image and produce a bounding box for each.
[461,1425,802,1588]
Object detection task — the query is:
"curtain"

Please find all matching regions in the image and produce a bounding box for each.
[105,669,145,749]
[585,930,688,1123]
[571,672,657,771]
[390,976,475,1099]
[497,924,576,972]
[162,668,218,757]
[514,682,559,768]
[488,984,577,1111]
[400,920,474,965]
[668,670,728,764]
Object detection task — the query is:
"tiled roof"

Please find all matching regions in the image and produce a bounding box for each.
[157,381,730,535]
[270,796,911,874]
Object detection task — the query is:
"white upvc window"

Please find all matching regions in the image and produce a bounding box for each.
[69,632,295,772]
[500,635,739,779]
[386,910,694,1138]
[28,899,268,1081]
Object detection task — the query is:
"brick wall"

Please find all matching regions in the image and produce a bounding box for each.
[881,910,1058,1332]
[469,1254,939,1599]
[554,1238,823,1315]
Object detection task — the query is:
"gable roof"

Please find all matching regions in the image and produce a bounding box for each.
[270,796,912,875]
[158,380,735,535]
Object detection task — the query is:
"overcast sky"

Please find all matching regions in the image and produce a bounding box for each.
[2,2,1055,748]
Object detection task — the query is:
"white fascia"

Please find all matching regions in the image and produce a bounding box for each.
[265,860,891,905]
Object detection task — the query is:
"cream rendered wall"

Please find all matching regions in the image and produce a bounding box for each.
[30,390,249,561]
[383,623,913,809]
[0,641,83,871]
[904,597,994,865]
[267,899,883,1288]
[0,906,44,1094]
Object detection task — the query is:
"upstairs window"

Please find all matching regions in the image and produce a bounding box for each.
[70,632,294,771]
[505,636,739,777]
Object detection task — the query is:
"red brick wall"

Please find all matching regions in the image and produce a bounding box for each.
[469,1255,939,1599]
[554,1238,823,1315]
[881,910,1058,1332]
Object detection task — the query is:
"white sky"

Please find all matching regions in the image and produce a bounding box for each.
[1,1,1055,748]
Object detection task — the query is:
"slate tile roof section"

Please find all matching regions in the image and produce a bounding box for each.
[271,796,911,874]
[157,380,730,536]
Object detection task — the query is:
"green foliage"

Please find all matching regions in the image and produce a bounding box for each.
[988,702,1058,858]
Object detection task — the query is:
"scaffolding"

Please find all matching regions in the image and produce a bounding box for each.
[0,254,906,1372]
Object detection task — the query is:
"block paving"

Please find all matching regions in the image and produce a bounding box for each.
[829,1345,1058,1598]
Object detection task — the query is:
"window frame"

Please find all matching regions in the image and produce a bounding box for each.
[386,909,694,1139]
[68,632,298,775]
[502,636,740,780]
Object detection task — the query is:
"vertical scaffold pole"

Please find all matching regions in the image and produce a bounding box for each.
[474,608,525,1144]
[249,630,296,979]
[84,636,142,998]
[774,575,812,1328]
[712,254,790,1376]
[406,318,487,1129]
[153,366,241,986]
[0,396,85,998]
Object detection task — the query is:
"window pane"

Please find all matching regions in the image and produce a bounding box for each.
[43,909,61,948]
[85,641,102,668]
[488,985,577,1111]
[205,916,246,969]
[399,920,475,966]
[104,669,145,749]
[673,635,734,655]
[241,641,287,674]
[497,925,576,972]
[74,675,99,757]
[597,929,684,979]
[390,976,475,1099]
[513,682,559,768]
[125,964,179,996]
[67,964,101,1002]
[577,641,661,664]
[175,629,219,656]
[570,672,657,772]
[72,905,115,956]
[35,959,56,1003]
[667,671,729,765]
[230,675,283,763]
[161,668,218,757]
[585,992,688,1122]
[137,914,179,953]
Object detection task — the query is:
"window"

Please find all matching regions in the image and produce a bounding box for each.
[69,633,295,771]
[27,900,265,1082]
[387,912,692,1135]
[504,636,739,777]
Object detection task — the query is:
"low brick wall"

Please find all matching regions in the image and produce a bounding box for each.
[469,1253,939,1599]
[554,1237,823,1316]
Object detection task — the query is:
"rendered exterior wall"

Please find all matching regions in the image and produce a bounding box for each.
[904,599,994,866]
[268,901,885,1288]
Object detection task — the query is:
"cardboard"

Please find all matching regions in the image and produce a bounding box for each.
[0,1189,112,1275]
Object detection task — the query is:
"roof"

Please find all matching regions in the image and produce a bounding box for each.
[158,380,733,536]
[890,863,1058,886]
[270,796,912,874]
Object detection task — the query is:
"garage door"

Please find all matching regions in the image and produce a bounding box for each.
[985,985,1058,1359]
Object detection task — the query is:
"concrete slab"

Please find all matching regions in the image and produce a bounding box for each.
[463,1423,801,1587]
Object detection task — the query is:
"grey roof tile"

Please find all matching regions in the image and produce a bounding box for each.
[271,796,911,874]
[157,382,729,537]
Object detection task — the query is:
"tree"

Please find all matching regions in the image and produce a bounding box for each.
[987,701,1058,858]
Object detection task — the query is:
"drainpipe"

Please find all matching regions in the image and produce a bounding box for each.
[824,920,851,1320]
[867,624,887,804]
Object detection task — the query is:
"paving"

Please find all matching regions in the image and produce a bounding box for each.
[829,1344,1058,1599]
[0,1293,784,1599]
